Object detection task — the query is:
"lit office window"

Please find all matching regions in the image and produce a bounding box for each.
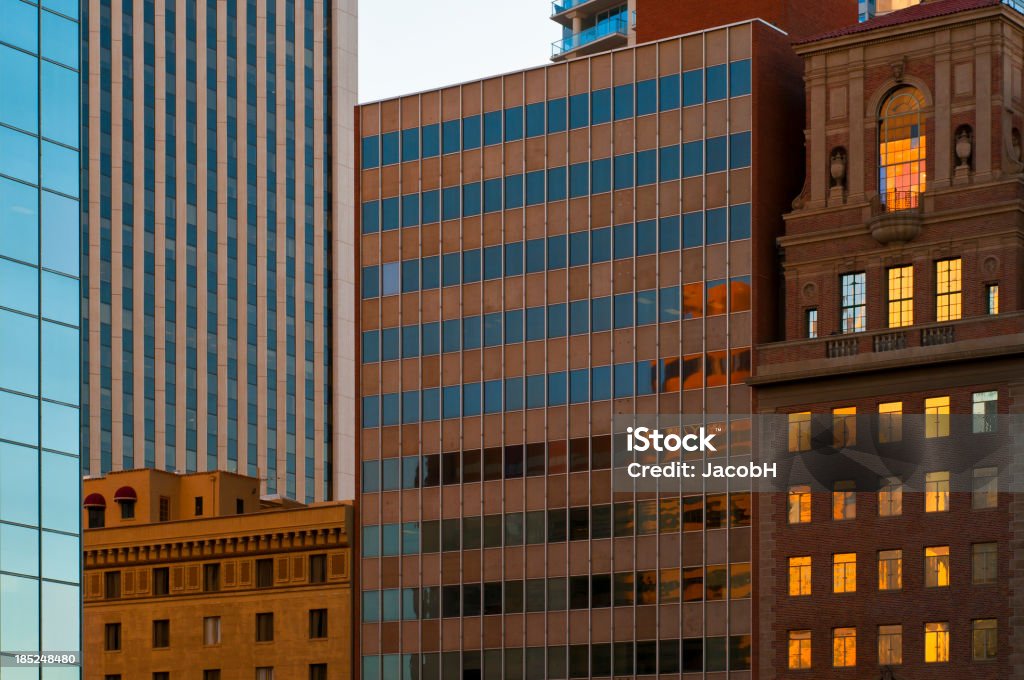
[878,550,902,590]
[806,308,818,338]
[972,619,997,661]
[832,481,856,521]
[924,546,950,587]
[924,622,950,663]
[878,86,926,209]
[788,556,811,596]
[788,412,812,452]
[832,628,856,668]
[887,265,913,327]
[973,467,998,509]
[986,284,999,315]
[788,485,811,524]
[833,407,856,448]
[788,631,812,669]
[840,273,866,333]
[924,396,950,438]
[935,258,962,321]
[925,471,949,512]
[878,402,903,443]
[833,553,856,593]
[972,391,998,433]
[878,625,902,665]
[878,477,903,517]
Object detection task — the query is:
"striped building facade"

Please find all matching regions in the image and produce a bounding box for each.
[81,0,357,501]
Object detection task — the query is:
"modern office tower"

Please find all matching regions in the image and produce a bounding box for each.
[81,0,358,501]
[82,469,353,680]
[355,2,856,671]
[550,0,636,62]
[861,0,924,20]
[0,0,83,676]
[752,0,1024,678]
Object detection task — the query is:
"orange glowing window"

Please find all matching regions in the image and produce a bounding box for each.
[879,86,927,210]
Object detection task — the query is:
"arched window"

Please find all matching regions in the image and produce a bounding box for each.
[879,86,926,210]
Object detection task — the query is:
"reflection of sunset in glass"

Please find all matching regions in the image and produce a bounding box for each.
[879,87,926,209]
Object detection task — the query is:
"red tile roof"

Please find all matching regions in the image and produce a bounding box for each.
[797,0,1004,45]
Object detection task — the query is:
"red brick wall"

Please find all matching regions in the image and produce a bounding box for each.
[636,0,858,43]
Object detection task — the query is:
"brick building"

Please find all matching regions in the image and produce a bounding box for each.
[355,2,857,678]
[82,470,353,680]
[751,1,1024,678]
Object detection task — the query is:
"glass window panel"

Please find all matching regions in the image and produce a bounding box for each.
[569,163,588,198]
[0,258,38,315]
[0,442,38,526]
[547,98,567,133]
[706,64,727,101]
[361,200,379,234]
[483,178,502,213]
[0,309,38,395]
[706,136,728,173]
[636,79,656,116]
[660,145,680,181]
[442,120,460,154]
[659,74,680,111]
[0,575,39,651]
[525,102,545,137]
[41,141,78,197]
[41,400,77,453]
[547,166,567,201]
[361,136,379,169]
[41,62,78,147]
[682,140,702,177]
[613,83,633,120]
[401,128,419,162]
[41,271,76,326]
[0,524,39,576]
[421,123,440,158]
[504,173,523,209]
[401,194,419,228]
[591,88,611,125]
[730,59,752,97]
[569,93,588,129]
[636,219,656,256]
[379,197,398,230]
[0,125,39,185]
[41,11,78,68]
[421,190,440,224]
[591,297,611,332]
[613,153,633,190]
[636,150,657,186]
[504,377,523,411]
[41,530,78,583]
[730,203,751,240]
[0,45,39,132]
[504,309,523,344]
[0,178,38,265]
[41,191,79,276]
[504,107,524,142]
[462,115,481,150]
[0,0,39,52]
[682,69,702,106]
[730,131,751,168]
[41,321,77,404]
[591,158,611,194]
[40,450,75,532]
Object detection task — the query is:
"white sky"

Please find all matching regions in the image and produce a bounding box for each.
[358,0,560,103]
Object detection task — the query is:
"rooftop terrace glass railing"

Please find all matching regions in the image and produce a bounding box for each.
[1004,0,1024,14]
[551,0,592,15]
[551,15,629,57]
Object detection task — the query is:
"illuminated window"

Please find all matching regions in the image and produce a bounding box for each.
[924,546,950,587]
[878,477,903,517]
[973,391,998,434]
[935,258,962,321]
[887,265,914,327]
[840,272,867,333]
[972,543,997,584]
[832,481,856,520]
[972,619,997,661]
[924,622,950,663]
[924,396,950,438]
[833,407,856,448]
[788,485,811,524]
[878,550,902,590]
[879,86,926,210]
[806,308,818,339]
[878,402,903,443]
[833,553,856,593]
[973,467,998,509]
[788,630,812,669]
[788,556,811,596]
[986,284,999,315]
[878,625,903,665]
[832,628,856,667]
[730,563,751,599]
[788,412,812,452]
[923,471,950,512]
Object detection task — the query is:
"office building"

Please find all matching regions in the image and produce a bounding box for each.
[751,0,1024,677]
[82,469,353,680]
[0,0,83,676]
[355,2,857,675]
[80,0,359,501]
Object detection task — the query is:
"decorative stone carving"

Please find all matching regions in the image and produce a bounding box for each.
[1008,128,1024,173]
[830,148,847,188]
[983,256,1000,276]
[891,57,906,83]
[955,126,973,168]
[801,282,817,302]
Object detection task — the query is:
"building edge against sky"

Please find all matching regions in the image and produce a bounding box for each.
[80,0,358,502]
[0,0,84,675]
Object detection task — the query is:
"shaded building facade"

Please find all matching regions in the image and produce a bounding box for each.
[80,0,358,501]
[0,0,84,675]
[354,4,860,675]
[751,1,1024,678]
[82,469,353,680]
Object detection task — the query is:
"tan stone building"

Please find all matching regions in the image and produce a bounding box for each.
[82,470,353,680]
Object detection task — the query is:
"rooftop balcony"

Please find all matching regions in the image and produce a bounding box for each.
[750,312,1024,386]
[551,14,629,61]
[550,0,629,25]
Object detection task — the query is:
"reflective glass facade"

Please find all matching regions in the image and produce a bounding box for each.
[357,22,793,678]
[0,0,83,675]
[81,0,356,501]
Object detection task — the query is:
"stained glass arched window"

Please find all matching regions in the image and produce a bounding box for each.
[879,87,926,210]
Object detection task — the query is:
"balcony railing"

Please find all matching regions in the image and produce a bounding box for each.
[551,0,591,15]
[552,15,628,57]
[1004,0,1024,15]
[880,189,919,212]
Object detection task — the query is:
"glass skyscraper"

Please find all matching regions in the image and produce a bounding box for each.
[0,0,83,676]
[80,0,357,501]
